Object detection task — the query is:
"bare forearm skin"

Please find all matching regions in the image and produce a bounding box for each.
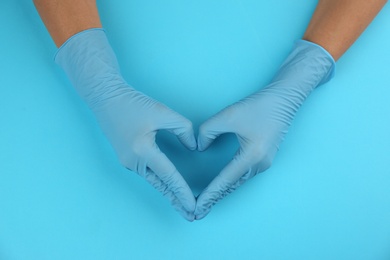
[33,0,387,59]
[33,0,102,47]
[304,0,387,61]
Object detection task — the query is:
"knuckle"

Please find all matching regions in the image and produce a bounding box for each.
[247,146,273,170]
[260,155,272,170]
[181,119,193,131]
[116,141,150,171]
[131,142,146,157]
[118,152,133,170]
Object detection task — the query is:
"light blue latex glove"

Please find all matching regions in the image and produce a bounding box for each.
[55,29,197,221]
[195,40,336,220]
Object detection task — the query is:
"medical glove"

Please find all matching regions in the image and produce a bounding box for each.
[195,40,335,219]
[55,29,197,221]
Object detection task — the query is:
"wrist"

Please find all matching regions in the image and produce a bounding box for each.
[55,28,129,107]
[269,40,336,95]
[253,40,336,114]
[295,39,336,86]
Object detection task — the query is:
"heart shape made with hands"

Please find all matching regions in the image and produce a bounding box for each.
[156,130,239,219]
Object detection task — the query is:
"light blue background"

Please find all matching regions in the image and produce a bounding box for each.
[1,0,390,259]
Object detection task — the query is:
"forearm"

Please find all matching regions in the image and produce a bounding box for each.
[304,0,387,61]
[33,0,102,47]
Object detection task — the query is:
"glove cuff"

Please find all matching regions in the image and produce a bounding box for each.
[54,28,107,62]
[295,39,336,86]
[55,28,128,108]
[271,39,336,94]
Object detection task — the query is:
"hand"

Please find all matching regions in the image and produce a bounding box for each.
[94,87,197,221]
[55,29,197,221]
[195,40,335,219]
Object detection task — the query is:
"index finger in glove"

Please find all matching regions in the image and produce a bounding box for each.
[155,107,197,151]
[146,148,196,214]
[194,145,272,220]
[142,169,195,221]
[194,151,251,220]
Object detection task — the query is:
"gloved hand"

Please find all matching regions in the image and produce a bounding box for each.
[195,40,336,220]
[55,29,197,221]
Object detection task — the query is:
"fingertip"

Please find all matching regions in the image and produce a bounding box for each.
[196,136,208,152]
[188,135,197,151]
[185,212,195,222]
[194,204,211,220]
[195,212,208,220]
[197,121,221,152]
[178,197,195,221]
[173,203,195,222]
[196,141,204,152]
[194,194,212,219]
[177,128,197,151]
[172,183,196,214]
[182,138,197,151]
[183,197,196,213]
[172,197,196,222]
